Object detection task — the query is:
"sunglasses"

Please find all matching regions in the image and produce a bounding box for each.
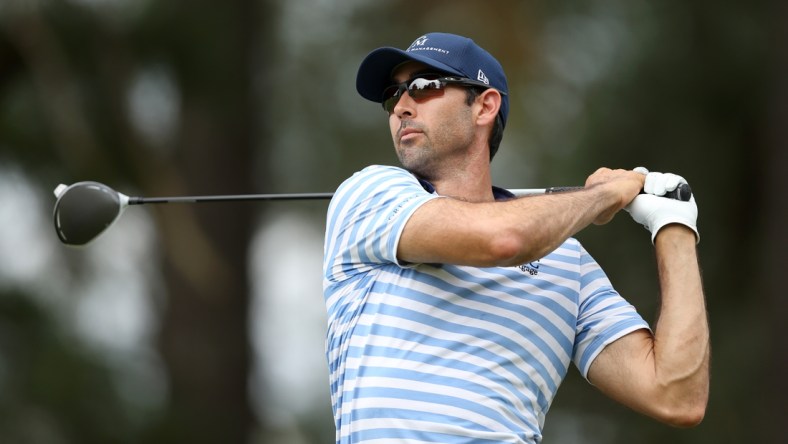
[381,73,506,114]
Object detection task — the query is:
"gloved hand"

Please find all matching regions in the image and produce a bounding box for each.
[625,168,699,244]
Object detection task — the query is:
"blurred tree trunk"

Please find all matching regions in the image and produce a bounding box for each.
[2,0,275,440]
[144,0,266,442]
[3,0,274,441]
[762,1,788,441]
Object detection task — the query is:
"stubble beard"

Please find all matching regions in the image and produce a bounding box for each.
[394,104,476,181]
[396,125,474,182]
[396,137,440,180]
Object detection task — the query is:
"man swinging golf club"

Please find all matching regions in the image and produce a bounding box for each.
[323,32,709,443]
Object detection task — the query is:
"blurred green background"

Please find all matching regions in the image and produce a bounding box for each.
[0,0,785,443]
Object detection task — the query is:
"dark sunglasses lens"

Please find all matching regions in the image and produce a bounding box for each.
[381,76,446,113]
[382,84,402,113]
[406,77,443,99]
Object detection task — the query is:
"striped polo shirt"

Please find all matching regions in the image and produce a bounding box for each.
[323,165,649,443]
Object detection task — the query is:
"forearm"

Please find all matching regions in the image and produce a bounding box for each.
[398,167,645,267]
[495,186,621,264]
[399,184,623,267]
[495,168,648,264]
[651,224,710,423]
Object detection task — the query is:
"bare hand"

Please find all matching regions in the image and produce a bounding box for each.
[584,168,646,225]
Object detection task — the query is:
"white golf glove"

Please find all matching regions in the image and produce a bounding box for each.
[625,167,699,244]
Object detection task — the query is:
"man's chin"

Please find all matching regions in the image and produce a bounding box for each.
[398,156,435,180]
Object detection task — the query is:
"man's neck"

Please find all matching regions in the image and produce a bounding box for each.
[420,165,495,203]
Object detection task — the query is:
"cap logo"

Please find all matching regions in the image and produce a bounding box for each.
[477,70,490,85]
[408,36,429,50]
[406,35,450,56]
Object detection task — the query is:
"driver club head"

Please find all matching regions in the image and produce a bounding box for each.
[53,181,129,246]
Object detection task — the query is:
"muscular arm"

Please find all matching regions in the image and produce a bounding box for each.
[398,168,643,266]
[587,225,710,427]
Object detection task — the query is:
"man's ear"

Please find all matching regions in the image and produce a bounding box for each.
[476,89,502,127]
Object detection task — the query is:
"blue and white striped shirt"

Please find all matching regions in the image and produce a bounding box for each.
[323,165,649,443]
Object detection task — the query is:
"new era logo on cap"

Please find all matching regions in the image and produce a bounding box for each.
[477,70,489,85]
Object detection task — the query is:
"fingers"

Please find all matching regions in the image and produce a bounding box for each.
[586,167,646,191]
[643,172,687,196]
[626,168,698,244]
[584,168,646,226]
[625,193,699,244]
[585,167,693,229]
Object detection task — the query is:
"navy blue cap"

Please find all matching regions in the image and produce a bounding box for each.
[356,32,509,127]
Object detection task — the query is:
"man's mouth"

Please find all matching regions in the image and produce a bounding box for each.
[398,125,422,143]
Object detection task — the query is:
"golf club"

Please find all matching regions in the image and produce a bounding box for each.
[52,181,691,247]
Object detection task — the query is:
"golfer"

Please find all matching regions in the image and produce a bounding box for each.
[323,32,709,443]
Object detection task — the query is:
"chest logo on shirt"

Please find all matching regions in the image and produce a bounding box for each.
[517,260,540,276]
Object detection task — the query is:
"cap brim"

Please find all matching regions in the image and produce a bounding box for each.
[356,47,466,103]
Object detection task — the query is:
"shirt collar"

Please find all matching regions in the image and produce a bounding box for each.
[417,177,515,201]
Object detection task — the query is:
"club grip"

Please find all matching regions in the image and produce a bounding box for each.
[666,183,692,201]
[545,183,692,201]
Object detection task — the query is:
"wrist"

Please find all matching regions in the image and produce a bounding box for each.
[654,224,698,246]
[586,183,626,225]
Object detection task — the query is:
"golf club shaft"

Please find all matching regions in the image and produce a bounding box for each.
[523,184,692,200]
[127,189,570,204]
[129,191,545,204]
[126,183,690,203]
[129,192,335,204]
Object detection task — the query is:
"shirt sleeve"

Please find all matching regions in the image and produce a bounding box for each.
[572,245,651,378]
[323,165,442,285]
